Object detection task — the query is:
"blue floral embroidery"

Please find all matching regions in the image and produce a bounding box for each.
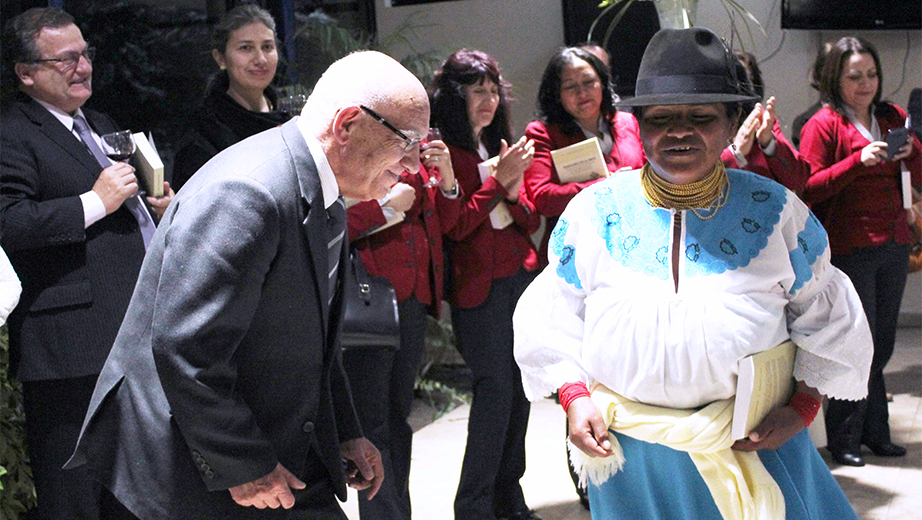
[591,176,672,280]
[684,171,787,277]
[588,171,787,279]
[551,218,583,289]
[788,210,828,294]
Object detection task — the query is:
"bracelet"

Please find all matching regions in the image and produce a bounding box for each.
[559,382,591,413]
[789,392,822,427]
[729,143,748,167]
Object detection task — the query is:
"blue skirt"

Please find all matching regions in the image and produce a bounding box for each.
[587,429,858,520]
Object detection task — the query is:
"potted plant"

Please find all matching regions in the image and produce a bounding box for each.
[589,0,765,51]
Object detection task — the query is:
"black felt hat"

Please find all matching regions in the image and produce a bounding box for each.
[617,27,758,107]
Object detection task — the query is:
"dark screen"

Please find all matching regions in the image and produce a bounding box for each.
[782,0,922,30]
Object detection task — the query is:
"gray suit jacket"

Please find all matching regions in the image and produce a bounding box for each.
[68,118,362,519]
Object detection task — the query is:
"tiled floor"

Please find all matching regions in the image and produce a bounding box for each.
[341,326,921,520]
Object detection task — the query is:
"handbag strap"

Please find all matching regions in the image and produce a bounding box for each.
[350,247,373,305]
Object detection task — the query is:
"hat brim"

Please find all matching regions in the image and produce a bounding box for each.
[616,92,759,108]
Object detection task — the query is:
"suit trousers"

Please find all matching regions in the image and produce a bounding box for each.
[341,297,428,520]
[22,374,113,520]
[451,269,536,520]
[826,240,910,450]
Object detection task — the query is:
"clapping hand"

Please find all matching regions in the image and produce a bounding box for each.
[383,182,416,213]
[756,97,778,149]
[493,136,535,202]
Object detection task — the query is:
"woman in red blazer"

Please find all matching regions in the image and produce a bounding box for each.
[430,49,541,520]
[343,141,458,519]
[524,47,645,267]
[720,52,813,193]
[800,36,922,467]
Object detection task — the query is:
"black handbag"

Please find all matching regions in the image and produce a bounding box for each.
[340,248,401,350]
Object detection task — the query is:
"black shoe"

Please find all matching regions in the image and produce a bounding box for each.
[829,448,865,467]
[864,441,907,457]
[502,510,543,520]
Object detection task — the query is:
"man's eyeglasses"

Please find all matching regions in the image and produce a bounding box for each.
[27,47,95,71]
[359,105,420,152]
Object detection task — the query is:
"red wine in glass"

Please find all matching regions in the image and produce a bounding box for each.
[106,152,132,162]
[100,130,135,163]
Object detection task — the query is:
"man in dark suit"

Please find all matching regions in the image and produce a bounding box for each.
[65,50,431,520]
[0,8,173,519]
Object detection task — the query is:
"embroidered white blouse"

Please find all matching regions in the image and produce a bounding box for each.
[513,168,872,409]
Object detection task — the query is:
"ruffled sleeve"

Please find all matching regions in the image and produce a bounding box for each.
[513,200,591,400]
[780,198,873,401]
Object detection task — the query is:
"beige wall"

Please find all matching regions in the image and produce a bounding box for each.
[375,0,564,137]
[375,0,921,321]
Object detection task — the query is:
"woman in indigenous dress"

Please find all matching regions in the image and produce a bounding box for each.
[172,4,288,190]
[524,47,646,267]
[514,28,871,520]
[429,49,541,520]
[800,36,922,466]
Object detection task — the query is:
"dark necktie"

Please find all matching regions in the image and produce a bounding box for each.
[326,196,346,305]
[72,115,156,249]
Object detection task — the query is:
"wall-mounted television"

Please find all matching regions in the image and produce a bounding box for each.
[782,0,921,30]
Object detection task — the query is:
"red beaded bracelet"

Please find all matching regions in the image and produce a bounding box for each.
[559,382,591,413]
[789,392,822,427]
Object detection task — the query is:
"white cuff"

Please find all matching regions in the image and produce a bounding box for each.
[761,137,777,157]
[81,191,107,228]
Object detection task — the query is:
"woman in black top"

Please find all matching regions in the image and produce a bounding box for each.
[172,4,288,190]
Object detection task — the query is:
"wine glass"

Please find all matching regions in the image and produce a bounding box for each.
[100,130,143,195]
[100,130,135,162]
[422,127,443,188]
[277,93,307,118]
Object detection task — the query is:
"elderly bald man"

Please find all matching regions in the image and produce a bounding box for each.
[66,51,430,520]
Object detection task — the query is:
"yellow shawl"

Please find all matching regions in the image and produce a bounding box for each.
[567,385,785,520]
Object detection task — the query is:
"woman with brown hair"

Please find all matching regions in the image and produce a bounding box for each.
[800,36,922,466]
[430,49,541,520]
[172,4,288,190]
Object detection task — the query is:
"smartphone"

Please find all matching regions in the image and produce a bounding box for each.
[884,127,909,160]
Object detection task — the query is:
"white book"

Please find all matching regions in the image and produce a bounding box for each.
[550,136,608,184]
[731,341,797,440]
[131,132,164,197]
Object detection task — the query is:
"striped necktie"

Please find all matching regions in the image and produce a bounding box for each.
[326,196,346,305]
[72,115,156,249]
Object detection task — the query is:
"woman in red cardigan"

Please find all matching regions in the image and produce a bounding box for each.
[800,36,922,467]
[524,47,645,267]
[343,138,458,520]
[430,49,541,520]
[720,52,813,193]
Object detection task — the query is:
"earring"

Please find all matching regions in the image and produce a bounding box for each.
[219,65,226,70]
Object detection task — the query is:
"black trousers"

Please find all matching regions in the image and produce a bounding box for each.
[22,374,132,520]
[341,297,428,520]
[826,240,910,450]
[451,269,535,520]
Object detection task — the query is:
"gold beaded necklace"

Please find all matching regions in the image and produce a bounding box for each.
[640,162,730,220]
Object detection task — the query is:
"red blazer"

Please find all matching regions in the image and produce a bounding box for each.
[800,104,922,254]
[442,144,540,309]
[524,113,646,266]
[346,164,458,315]
[720,119,812,193]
